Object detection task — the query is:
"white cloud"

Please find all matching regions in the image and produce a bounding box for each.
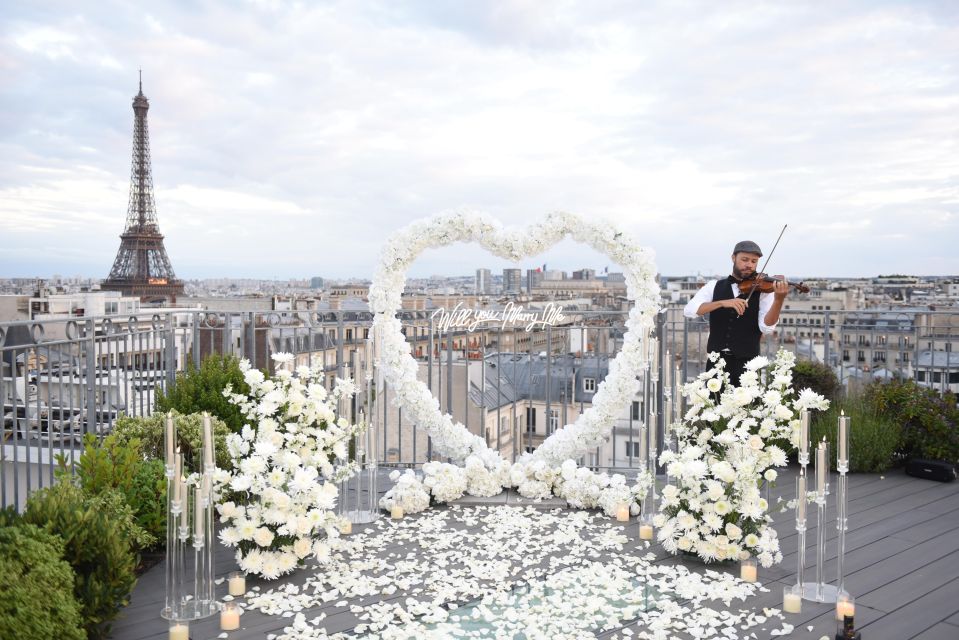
[0,0,957,278]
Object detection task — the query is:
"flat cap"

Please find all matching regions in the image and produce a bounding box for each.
[733,240,763,256]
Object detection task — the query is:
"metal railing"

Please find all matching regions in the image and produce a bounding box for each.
[2,306,957,509]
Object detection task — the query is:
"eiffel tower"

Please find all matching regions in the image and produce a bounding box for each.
[102,74,184,303]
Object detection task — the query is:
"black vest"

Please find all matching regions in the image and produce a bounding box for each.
[706,278,762,358]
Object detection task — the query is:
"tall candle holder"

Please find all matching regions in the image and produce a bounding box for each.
[802,438,839,602]
[338,332,382,525]
[161,422,220,621]
[836,411,850,592]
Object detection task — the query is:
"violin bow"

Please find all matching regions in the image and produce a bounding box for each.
[742,223,787,308]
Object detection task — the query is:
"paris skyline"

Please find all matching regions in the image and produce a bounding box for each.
[1,1,958,281]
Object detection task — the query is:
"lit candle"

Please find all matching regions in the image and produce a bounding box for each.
[194,485,205,540]
[783,586,802,614]
[227,571,246,596]
[220,602,241,631]
[836,592,855,620]
[203,413,214,468]
[838,411,850,468]
[169,622,189,640]
[391,505,404,519]
[799,410,809,460]
[796,473,807,522]
[615,504,630,522]
[740,558,758,583]
[339,518,353,535]
[165,412,175,465]
[816,439,827,498]
[639,518,654,540]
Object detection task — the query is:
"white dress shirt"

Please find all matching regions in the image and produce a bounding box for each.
[682,279,778,335]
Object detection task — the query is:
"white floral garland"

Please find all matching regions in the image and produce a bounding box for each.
[368,210,661,469]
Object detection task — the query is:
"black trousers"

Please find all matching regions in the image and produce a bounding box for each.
[708,352,751,387]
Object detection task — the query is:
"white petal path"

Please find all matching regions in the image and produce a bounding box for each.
[238,506,795,640]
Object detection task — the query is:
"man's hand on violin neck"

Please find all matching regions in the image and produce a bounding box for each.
[724,298,748,316]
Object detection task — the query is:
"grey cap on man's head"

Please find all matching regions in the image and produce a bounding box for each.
[733,240,762,256]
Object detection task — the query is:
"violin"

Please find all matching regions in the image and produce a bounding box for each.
[738,272,810,297]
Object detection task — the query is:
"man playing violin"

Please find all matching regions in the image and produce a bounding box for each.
[683,240,789,386]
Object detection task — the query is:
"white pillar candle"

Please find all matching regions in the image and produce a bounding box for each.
[202,413,214,468]
[639,422,648,465]
[165,413,175,465]
[339,519,353,535]
[391,505,404,519]
[838,411,850,467]
[816,439,827,497]
[665,400,673,434]
[649,412,657,457]
[169,623,189,640]
[615,504,630,522]
[836,592,855,620]
[799,410,809,459]
[173,452,183,503]
[220,602,241,630]
[639,521,654,540]
[740,559,758,583]
[194,485,204,540]
[783,587,802,614]
[228,571,246,596]
[796,473,807,522]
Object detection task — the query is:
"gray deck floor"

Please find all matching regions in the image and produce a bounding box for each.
[112,466,959,639]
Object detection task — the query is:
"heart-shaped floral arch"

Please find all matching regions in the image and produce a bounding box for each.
[368,211,661,469]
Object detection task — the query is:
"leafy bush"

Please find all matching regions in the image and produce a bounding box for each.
[155,354,251,432]
[811,397,901,473]
[21,481,138,639]
[112,410,233,473]
[792,360,841,403]
[865,380,959,464]
[72,433,165,548]
[0,523,85,640]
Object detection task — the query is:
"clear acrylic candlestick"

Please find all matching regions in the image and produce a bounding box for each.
[836,460,849,592]
[802,443,839,603]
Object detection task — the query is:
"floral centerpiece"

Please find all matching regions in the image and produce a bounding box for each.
[216,353,361,579]
[656,350,829,567]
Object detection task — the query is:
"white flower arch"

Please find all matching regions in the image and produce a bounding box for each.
[368,211,661,469]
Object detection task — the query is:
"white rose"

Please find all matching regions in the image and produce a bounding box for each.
[253,527,275,547]
[707,378,722,393]
[764,469,777,482]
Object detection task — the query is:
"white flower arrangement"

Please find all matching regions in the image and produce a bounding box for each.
[379,456,654,519]
[656,349,829,567]
[217,353,362,579]
[367,210,660,470]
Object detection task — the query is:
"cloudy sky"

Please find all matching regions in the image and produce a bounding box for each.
[1,1,957,281]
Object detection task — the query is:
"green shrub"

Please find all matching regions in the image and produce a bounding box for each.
[865,380,959,464]
[112,410,233,473]
[811,397,901,473]
[73,433,165,548]
[155,354,251,432]
[0,523,85,640]
[22,481,138,639]
[792,360,841,403]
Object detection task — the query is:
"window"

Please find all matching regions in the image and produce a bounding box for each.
[878,335,886,345]
[346,329,353,341]
[857,351,865,362]
[549,409,559,431]
[903,352,910,363]
[526,407,537,428]
[632,400,642,421]
[843,350,849,362]
[844,335,850,344]
[499,416,510,436]
[874,351,886,363]
[583,377,596,393]
[625,441,642,458]
[947,343,953,353]
[364,328,370,339]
